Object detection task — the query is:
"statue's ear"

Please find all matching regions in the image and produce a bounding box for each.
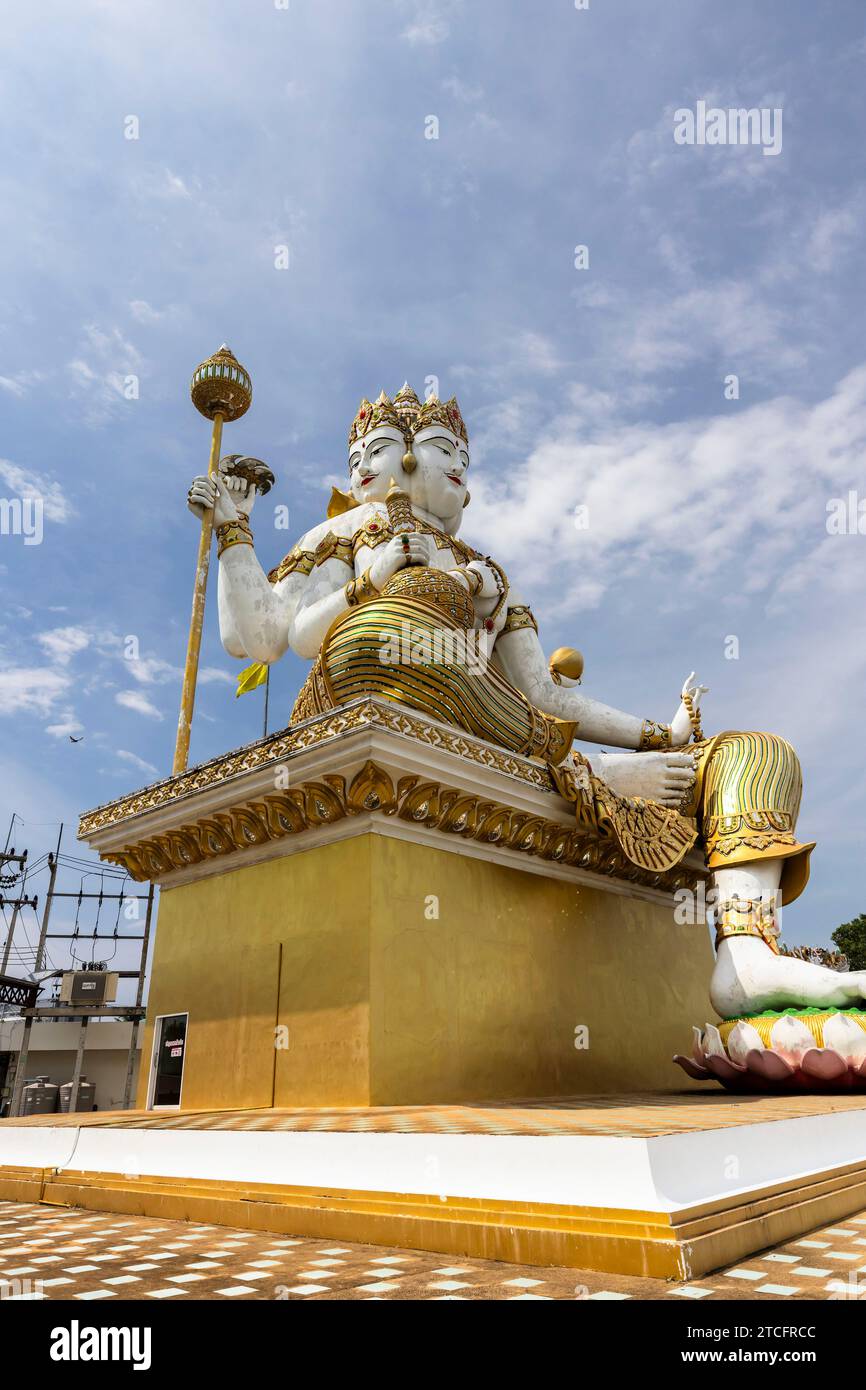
[462,490,471,509]
[327,485,360,518]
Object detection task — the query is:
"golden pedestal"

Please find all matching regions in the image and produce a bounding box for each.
[78,698,712,1111]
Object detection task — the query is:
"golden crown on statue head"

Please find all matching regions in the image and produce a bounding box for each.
[348,383,469,447]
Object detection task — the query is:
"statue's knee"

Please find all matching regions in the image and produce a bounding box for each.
[761,732,801,775]
[722,731,802,780]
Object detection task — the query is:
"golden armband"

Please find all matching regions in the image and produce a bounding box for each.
[344,567,380,608]
[501,605,538,635]
[639,718,673,751]
[216,516,253,558]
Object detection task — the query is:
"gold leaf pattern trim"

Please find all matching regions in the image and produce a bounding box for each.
[78,699,561,839]
[92,755,707,895]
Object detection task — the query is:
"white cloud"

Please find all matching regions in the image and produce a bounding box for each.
[0,369,44,398]
[401,1,454,45]
[442,75,482,103]
[516,331,562,376]
[129,299,168,324]
[116,689,163,719]
[573,278,805,381]
[0,667,72,716]
[468,364,866,620]
[403,16,449,44]
[0,459,73,523]
[66,323,143,426]
[45,709,85,738]
[163,169,191,198]
[199,667,234,686]
[127,655,178,685]
[124,650,234,688]
[116,748,158,775]
[37,626,91,664]
[808,202,861,274]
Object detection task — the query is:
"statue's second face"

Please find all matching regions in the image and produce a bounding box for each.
[348,427,405,502]
[404,427,470,529]
[347,422,470,531]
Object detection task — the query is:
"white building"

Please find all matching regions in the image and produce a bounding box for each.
[0,1019,140,1114]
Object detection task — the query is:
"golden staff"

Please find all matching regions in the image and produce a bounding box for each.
[173,344,253,775]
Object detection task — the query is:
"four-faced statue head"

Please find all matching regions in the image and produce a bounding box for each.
[347,384,470,532]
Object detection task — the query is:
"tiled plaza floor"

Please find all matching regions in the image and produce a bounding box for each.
[5,1091,865,1137]
[1,1199,865,1300]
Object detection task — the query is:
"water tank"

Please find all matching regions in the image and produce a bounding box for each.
[59,1076,96,1113]
[22,1076,59,1116]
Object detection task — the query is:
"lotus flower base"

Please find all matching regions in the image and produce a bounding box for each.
[674,1009,866,1093]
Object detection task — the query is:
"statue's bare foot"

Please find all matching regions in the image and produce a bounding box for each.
[592,750,695,807]
[711,936,866,1018]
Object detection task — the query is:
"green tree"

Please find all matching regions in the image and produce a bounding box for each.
[831,914,866,972]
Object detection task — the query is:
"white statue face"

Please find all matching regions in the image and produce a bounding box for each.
[348,427,405,502]
[404,427,470,528]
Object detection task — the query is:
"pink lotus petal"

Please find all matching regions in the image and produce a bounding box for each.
[800,1048,848,1082]
[673,1054,711,1081]
[704,1052,747,1081]
[745,1048,794,1081]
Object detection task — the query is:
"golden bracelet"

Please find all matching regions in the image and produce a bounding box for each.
[216,517,253,558]
[344,567,380,608]
[453,565,483,597]
[638,718,673,751]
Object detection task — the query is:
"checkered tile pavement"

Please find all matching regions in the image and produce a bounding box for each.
[1,1200,865,1300]
[4,1091,866,1138]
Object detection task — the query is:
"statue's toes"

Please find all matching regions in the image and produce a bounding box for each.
[847,973,866,1004]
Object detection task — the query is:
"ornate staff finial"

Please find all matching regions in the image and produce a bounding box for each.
[190,345,252,422]
[173,345,255,775]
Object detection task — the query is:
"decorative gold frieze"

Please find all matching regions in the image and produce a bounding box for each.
[78,699,558,839]
[87,754,705,895]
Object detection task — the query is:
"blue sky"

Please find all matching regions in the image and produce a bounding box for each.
[1,0,865,958]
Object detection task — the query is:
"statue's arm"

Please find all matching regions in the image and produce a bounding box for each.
[493,624,646,749]
[288,558,356,659]
[188,468,299,663]
[216,544,301,663]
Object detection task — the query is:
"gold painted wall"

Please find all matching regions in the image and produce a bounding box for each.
[138,834,712,1110]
